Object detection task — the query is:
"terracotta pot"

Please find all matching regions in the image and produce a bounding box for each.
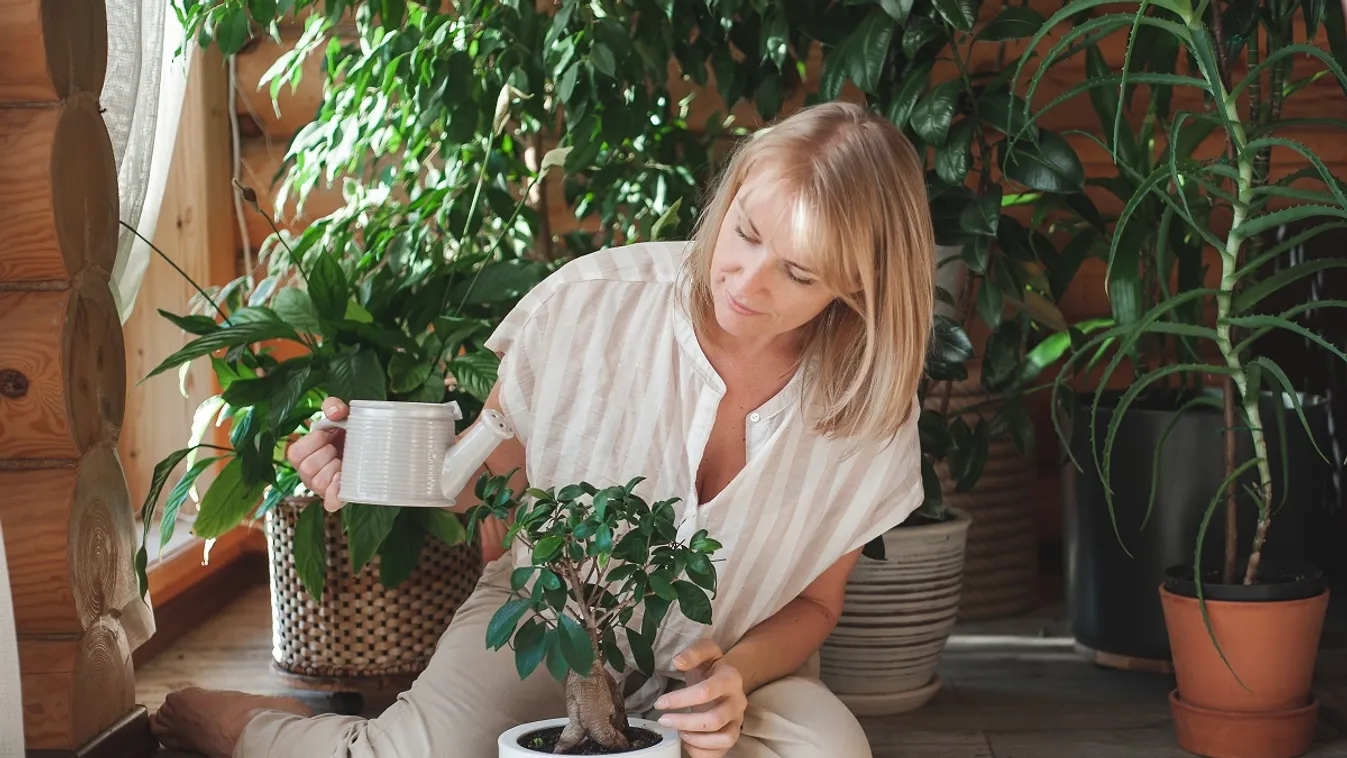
[819,508,971,715]
[1160,565,1328,758]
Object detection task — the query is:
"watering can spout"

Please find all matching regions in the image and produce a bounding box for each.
[440,408,516,503]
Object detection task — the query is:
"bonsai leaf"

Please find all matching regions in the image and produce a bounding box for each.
[342,503,400,574]
[603,636,626,673]
[192,458,268,539]
[627,626,655,675]
[326,349,387,402]
[558,614,594,674]
[514,618,547,679]
[511,567,536,592]
[449,351,499,402]
[689,530,721,553]
[642,594,671,640]
[545,632,569,681]
[673,580,712,624]
[648,570,677,601]
[533,535,564,563]
[488,597,533,650]
[685,552,717,592]
[292,500,328,601]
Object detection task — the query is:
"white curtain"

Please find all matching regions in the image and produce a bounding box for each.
[104,0,192,322]
[0,522,22,756]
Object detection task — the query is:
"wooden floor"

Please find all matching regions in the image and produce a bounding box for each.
[138,581,1347,757]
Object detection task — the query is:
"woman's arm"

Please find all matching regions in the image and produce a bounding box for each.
[719,546,860,693]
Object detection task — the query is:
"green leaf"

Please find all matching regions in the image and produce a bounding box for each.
[192,458,268,539]
[933,0,977,31]
[931,315,975,363]
[449,351,499,402]
[911,80,960,146]
[1223,315,1347,368]
[878,0,913,23]
[591,43,616,78]
[160,455,226,547]
[342,503,400,574]
[976,276,1003,331]
[673,580,712,624]
[533,535,564,563]
[377,510,425,589]
[146,320,299,379]
[685,552,717,591]
[1001,131,1085,193]
[1234,259,1347,312]
[825,10,896,96]
[545,631,569,681]
[1325,0,1347,97]
[1234,205,1347,241]
[648,571,677,601]
[389,353,433,394]
[247,0,277,25]
[511,567,536,592]
[420,508,466,547]
[158,310,219,336]
[603,635,626,673]
[959,189,1001,237]
[269,289,319,335]
[308,253,348,321]
[626,627,655,675]
[487,597,533,649]
[292,500,328,601]
[977,89,1036,138]
[976,7,1046,40]
[558,62,580,101]
[326,349,387,402]
[558,614,594,674]
[936,119,975,186]
[215,7,251,55]
[919,410,953,456]
[902,16,942,59]
[514,618,547,679]
[885,63,932,132]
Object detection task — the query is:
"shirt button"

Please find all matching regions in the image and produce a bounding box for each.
[749,412,760,422]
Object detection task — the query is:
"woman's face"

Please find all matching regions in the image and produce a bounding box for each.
[709,172,838,346]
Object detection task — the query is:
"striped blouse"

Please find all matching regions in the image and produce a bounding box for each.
[483,241,924,710]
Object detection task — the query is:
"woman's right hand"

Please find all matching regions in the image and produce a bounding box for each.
[286,397,349,513]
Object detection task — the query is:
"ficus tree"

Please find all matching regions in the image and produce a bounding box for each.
[465,473,721,753]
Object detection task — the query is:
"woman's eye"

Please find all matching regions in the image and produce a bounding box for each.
[734,224,757,243]
[788,270,815,286]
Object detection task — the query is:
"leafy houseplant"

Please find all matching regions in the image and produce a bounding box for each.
[1020,0,1347,751]
[464,473,720,755]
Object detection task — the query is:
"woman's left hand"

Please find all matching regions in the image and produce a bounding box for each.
[653,640,748,758]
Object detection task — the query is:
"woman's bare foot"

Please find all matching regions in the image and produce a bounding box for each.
[149,687,313,758]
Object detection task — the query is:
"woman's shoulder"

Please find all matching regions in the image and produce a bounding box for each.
[541,240,692,296]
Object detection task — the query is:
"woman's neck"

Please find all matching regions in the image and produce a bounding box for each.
[699,320,805,374]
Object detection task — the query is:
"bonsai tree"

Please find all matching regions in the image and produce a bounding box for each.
[464,472,721,754]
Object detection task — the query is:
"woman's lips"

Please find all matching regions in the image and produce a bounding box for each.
[727,292,762,316]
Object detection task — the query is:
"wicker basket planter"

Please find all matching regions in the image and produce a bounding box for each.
[265,498,481,681]
[819,508,971,715]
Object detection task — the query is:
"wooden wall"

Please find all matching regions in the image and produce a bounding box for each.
[0,0,154,752]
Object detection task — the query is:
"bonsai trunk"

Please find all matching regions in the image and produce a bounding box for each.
[553,648,629,754]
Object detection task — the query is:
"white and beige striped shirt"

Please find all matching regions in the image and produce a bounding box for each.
[484,241,923,709]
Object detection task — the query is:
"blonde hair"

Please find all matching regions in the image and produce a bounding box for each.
[682,101,935,444]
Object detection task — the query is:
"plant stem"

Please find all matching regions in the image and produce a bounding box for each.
[1191,26,1274,585]
[1222,377,1238,583]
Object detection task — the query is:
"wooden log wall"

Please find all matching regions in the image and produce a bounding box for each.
[0,0,153,753]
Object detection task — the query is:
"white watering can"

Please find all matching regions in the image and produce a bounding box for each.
[314,400,516,508]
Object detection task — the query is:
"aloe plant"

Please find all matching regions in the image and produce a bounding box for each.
[464,472,720,753]
[1014,0,1347,595]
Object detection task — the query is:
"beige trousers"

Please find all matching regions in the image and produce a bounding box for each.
[237,558,871,758]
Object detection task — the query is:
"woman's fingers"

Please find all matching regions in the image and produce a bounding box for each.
[657,699,737,732]
[322,470,344,513]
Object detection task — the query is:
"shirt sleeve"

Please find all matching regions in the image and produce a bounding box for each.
[481,266,566,445]
[842,399,926,556]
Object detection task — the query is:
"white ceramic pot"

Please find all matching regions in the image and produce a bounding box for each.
[498,718,680,757]
[819,508,972,715]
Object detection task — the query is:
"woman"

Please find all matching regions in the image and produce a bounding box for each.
[150,100,933,758]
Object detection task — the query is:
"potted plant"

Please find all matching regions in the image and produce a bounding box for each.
[1018,0,1347,752]
[462,472,721,756]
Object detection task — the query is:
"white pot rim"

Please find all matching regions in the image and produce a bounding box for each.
[498,717,679,755]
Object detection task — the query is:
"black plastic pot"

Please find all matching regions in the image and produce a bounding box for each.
[1062,389,1337,663]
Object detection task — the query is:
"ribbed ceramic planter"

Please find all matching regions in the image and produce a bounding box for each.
[819,508,971,715]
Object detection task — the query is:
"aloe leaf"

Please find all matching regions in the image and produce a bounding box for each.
[1233,259,1347,312]
[1192,457,1261,691]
